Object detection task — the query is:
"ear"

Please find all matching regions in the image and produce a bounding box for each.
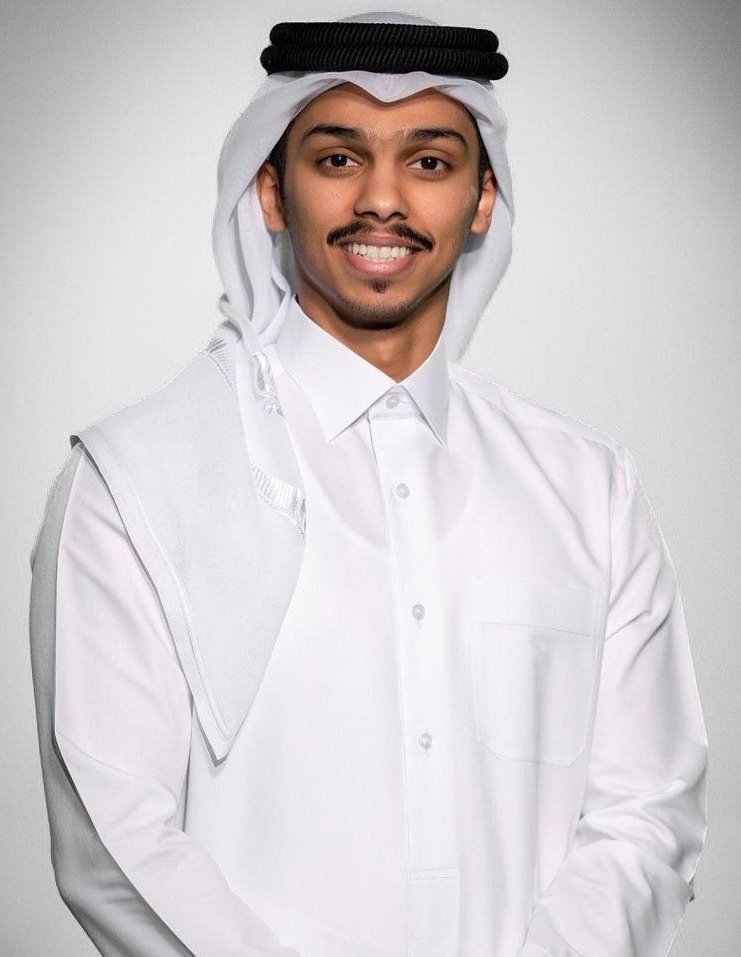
[469,168,497,236]
[255,161,288,232]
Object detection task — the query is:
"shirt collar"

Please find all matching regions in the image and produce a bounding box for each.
[275,295,450,446]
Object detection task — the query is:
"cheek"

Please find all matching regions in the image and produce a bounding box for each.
[420,182,478,230]
[431,195,480,255]
[286,187,347,241]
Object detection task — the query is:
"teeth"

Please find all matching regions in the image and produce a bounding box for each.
[347,243,414,260]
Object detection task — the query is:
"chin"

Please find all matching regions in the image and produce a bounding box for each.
[332,292,431,330]
[339,268,451,324]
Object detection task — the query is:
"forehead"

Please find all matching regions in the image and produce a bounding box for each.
[289,82,477,138]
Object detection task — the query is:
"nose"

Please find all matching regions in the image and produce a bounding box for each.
[352,160,408,222]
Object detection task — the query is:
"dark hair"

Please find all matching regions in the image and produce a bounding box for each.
[266,117,294,203]
[267,109,493,203]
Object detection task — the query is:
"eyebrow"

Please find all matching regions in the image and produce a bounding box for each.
[299,124,470,154]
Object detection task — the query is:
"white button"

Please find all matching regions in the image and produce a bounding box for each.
[395,483,410,498]
[419,732,433,750]
[412,603,425,621]
[386,393,400,409]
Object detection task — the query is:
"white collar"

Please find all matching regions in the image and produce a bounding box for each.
[275,295,450,446]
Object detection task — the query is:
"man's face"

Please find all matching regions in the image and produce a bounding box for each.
[256,83,496,333]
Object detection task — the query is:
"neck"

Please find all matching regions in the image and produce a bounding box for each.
[293,278,448,382]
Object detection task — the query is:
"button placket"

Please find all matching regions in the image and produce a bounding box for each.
[367,410,457,875]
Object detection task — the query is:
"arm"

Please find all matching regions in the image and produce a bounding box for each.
[518,443,709,957]
[29,442,299,957]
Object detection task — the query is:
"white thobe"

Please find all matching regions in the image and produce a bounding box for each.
[35,293,708,956]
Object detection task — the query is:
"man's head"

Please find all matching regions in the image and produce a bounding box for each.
[211,14,514,361]
[255,83,497,334]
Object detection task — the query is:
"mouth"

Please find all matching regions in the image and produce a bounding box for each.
[338,240,423,276]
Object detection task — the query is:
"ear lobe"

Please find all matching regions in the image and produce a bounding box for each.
[255,161,288,233]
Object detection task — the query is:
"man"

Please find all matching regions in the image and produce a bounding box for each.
[29,12,708,957]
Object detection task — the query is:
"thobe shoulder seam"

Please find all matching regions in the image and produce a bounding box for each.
[450,361,623,456]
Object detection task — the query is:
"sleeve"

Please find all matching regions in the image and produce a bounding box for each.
[517,443,709,957]
[28,442,300,957]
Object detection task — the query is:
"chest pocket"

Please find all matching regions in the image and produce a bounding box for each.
[469,577,604,767]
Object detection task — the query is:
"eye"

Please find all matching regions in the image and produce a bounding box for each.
[410,156,451,172]
[319,153,360,169]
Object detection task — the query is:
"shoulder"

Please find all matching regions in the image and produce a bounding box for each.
[449,361,625,462]
[62,443,124,538]
[74,327,238,452]
[31,443,119,585]
[30,443,121,569]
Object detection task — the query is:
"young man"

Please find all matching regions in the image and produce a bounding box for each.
[29,13,708,957]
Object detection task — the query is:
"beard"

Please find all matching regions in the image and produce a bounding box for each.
[323,270,453,332]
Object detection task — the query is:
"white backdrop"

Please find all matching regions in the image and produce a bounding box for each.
[2,1,738,953]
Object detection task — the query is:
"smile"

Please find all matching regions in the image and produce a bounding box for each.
[340,243,421,276]
[347,243,414,260]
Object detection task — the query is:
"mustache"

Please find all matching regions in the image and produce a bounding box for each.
[327,220,433,251]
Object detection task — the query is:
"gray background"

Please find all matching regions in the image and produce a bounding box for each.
[2,0,738,953]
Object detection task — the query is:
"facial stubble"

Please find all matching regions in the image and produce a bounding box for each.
[281,191,480,333]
